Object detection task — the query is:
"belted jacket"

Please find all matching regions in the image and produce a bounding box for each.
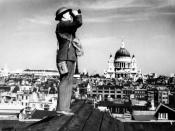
[56,14,82,63]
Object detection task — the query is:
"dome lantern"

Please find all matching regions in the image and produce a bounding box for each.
[121,40,125,48]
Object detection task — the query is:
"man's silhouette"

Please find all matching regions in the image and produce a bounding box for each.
[55,7,82,115]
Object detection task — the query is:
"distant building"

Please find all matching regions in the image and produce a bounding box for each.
[23,69,59,76]
[104,40,141,79]
[157,86,170,104]
[104,54,115,79]
[0,65,9,77]
[122,87,134,99]
[131,99,148,111]
[134,88,147,100]
[169,93,175,108]
[97,101,132,118]
[147,87,158,106]
[147,87,157,101]
[89,85,123,101]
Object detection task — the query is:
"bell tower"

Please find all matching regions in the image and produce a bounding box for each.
[105,54,115,78]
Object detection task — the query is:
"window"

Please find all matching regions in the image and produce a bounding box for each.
[117,95,121,98]
[111,95,115,98]
[158,113,168,120]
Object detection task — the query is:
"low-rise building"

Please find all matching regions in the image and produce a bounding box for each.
[134,88,147,100]
[122,86,134,99]
[157,86,170,104]
[90,85,123,101]
[97,101,132,119]
[147,87,158,106]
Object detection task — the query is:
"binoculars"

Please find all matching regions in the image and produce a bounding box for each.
[77,9,81,14]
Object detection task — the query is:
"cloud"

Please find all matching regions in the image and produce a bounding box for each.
[83,13,150,23]
[83,0,175,23]
[1,0,174,25]
[80,0,134,10]
[153,34,169,40]
[84,17,110,23]
[81,36,122,50]
[83,14,123,23]
[129,0,167,7]
[83,7,153,23]
[24,16,52,25]
[154,5,175,14]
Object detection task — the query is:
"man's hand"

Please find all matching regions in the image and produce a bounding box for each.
[72,10,79,16]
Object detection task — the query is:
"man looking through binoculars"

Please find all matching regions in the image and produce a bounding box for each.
[55,7,83,116]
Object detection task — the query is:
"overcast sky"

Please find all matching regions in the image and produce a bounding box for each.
[0,0,175,75]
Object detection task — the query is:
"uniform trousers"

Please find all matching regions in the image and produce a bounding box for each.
[56,60,76,112]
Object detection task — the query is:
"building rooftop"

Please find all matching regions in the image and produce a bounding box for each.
[132,111,156,121]
[4,101,174,131]
[29,109,57,119]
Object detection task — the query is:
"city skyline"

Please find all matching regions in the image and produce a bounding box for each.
[0,0,175,75]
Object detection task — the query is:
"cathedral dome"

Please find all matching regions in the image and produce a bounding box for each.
[115,41,130,60]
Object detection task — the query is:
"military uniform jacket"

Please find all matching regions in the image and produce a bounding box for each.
[56,14,82,63]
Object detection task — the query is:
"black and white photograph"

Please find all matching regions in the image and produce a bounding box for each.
[0,0,175,131]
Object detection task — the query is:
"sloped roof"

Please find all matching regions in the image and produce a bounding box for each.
[133,115,156,121]
[155,103,175,116]
[16,101,175,131]
[30,109,56,119]
[132,111,156,121]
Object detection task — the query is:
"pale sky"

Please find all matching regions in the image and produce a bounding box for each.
[0,0,175,75]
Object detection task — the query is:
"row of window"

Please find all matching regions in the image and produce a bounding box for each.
[93,90,122,93]
[17,95,29,100]
[158,113,168,120]
[159,97,168,99]
[135,91,146,94]
[115,62,130,68]
[21,102,28,106]
[135,95,146,98]
[91,94,121,98]
[159,93,168,95]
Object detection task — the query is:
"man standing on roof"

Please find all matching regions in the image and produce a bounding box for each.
[55,7,83,115]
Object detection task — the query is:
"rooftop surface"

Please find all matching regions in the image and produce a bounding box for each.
[1,100,175,131]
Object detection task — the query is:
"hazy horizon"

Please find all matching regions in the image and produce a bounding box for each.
[0,0,175,75]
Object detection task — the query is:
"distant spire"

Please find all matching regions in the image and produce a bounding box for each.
[121,40,125,48]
